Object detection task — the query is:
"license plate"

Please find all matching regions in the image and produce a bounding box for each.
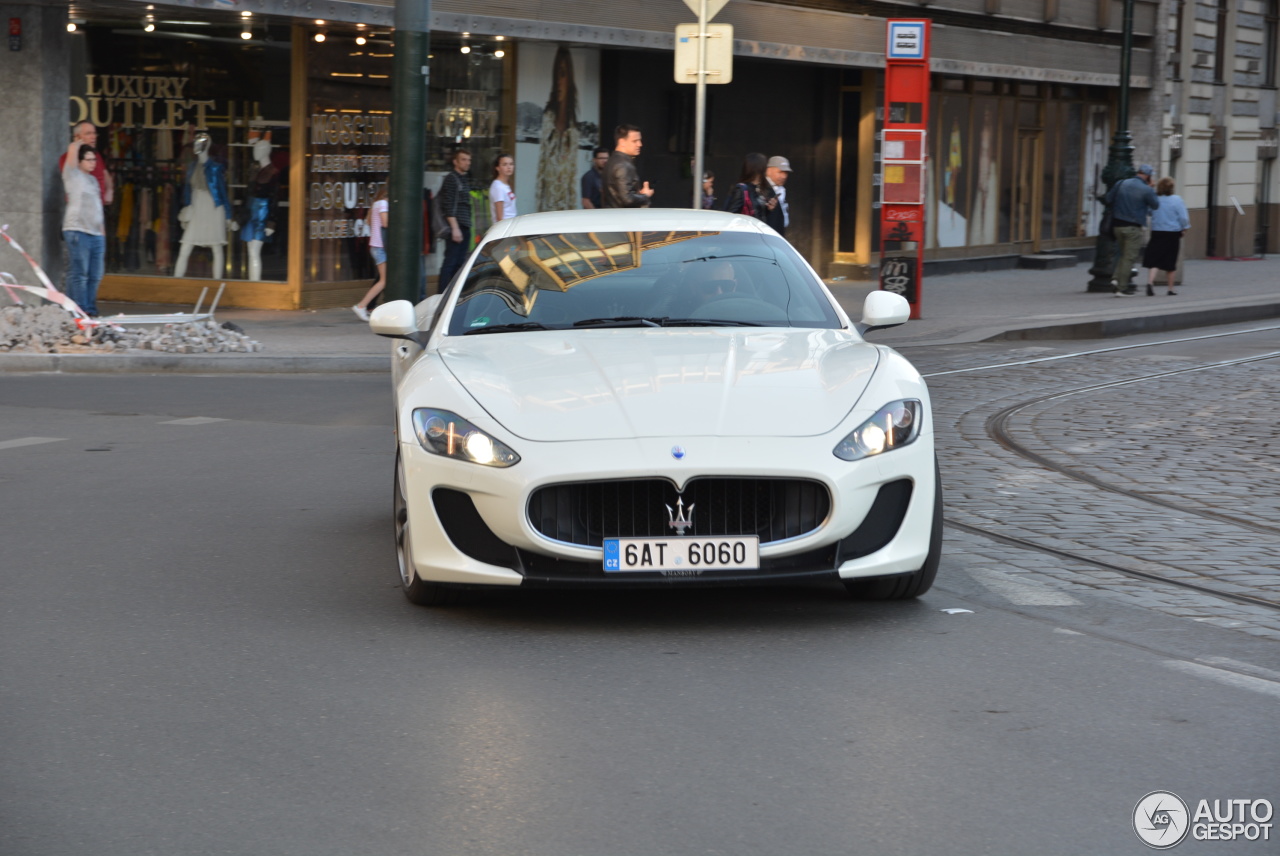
[603,536,759,572]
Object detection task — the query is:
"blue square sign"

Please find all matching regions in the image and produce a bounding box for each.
[887,22,925,60]
[603,539,620,571]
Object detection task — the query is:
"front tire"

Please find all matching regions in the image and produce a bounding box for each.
[394,454,458,607]
[843,458,943,600]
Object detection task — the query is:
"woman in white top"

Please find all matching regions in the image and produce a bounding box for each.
[490,154,518,223]
[61,140,105,316]
[352,185,390,320]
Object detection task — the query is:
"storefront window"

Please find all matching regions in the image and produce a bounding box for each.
[305,34,392,284]
[71,23,292,282]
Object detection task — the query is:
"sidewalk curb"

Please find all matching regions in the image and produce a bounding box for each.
[987,301,1280,342]
[0,353,389,374]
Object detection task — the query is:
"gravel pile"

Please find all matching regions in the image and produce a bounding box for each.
[0,304,262,354]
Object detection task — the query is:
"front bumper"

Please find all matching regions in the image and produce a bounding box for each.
[398,431,936,588]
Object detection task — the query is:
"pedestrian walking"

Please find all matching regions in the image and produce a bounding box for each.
[437,148,473,290]
[61,139,105,317]
[580,147,609,209]
[1105,163,1159,296]
[1144,177,1191,296]
[351,185,389,320]
[700,171,717,210]
[601,125,654,208]
[490,153,518,223]
[764,156,792,235]
[722,153,777,222]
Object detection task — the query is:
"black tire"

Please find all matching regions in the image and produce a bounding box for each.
[394,455,458,607]
[844,458,943,600]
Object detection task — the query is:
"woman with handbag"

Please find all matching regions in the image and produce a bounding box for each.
[722,153,777,222]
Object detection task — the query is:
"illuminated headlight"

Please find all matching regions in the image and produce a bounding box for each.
[411,408,520,467]
[833,399,922,461]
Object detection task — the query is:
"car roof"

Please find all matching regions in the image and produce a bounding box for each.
[485,207,774,239]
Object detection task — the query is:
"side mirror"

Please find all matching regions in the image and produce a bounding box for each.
[369,300,418,339]
[858,291,910,333]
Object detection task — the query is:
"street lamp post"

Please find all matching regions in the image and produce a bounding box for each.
[385,0,431,303]
[1086,0,1137,292]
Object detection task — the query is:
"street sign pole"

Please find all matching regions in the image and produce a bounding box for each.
[693,0,707,209]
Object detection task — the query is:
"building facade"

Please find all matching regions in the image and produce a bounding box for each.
[1161,0,1279,257]
[7,0,1267,309]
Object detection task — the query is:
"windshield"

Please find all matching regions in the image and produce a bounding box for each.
[445,231,842,335]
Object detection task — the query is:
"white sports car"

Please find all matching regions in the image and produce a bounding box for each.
[371,208,940,605]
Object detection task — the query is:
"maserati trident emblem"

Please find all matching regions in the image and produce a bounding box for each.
[666,496,695,536]
[671,445,686,460]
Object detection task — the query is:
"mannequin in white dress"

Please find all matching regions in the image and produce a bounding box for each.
[174,132,231,278]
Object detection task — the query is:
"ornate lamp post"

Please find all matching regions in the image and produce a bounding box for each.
[1086,0,1137,291]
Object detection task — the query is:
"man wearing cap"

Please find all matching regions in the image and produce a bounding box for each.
[764,156,792,236]
[1105,163,1159,296]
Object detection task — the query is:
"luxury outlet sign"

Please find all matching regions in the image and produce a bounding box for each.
[69,75,216,130]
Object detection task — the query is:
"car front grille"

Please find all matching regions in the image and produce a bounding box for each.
[527,478,831,548]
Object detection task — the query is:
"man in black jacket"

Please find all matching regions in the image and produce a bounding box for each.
[601,125,654,208]
[437,148,472,290]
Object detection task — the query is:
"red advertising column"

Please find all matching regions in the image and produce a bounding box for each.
[879,19,931,319]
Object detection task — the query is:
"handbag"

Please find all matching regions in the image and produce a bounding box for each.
[1100,208,1115,241]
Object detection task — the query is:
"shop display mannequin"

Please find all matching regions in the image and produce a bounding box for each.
[233,135,279,281]
[173,132,231,278]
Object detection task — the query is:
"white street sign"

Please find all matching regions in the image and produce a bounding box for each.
[681,0,731,18]
[674,23,734,84]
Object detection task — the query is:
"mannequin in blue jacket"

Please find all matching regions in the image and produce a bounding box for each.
[174,132,231,278]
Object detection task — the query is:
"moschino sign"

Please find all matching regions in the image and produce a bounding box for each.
[69,75,216,130]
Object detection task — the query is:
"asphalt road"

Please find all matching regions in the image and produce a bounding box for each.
[1,335,1277,855]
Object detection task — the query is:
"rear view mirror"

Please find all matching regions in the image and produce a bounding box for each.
[369,300,418,338]
[858,291,910,332]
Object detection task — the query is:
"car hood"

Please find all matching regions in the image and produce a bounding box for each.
[438,328,879,441]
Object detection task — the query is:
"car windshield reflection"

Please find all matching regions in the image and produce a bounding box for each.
[447,230,842,335]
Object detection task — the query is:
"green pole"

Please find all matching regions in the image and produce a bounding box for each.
[385,0,431,303]
[1087,0,1136,291]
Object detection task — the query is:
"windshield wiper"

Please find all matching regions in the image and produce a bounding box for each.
[661,318,769,327]
[463,321,553,335]
[572,316,664,328]
[682,254,775,264]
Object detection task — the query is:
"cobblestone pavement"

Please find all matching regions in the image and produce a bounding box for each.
[902,324,1280,640]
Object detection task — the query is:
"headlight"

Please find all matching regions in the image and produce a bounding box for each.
[833,399,922,461]
[411,408,520,467]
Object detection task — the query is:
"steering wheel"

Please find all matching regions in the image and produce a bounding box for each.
[687,296,787,323]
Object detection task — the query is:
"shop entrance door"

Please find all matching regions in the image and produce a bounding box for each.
[1012,129,1043,251]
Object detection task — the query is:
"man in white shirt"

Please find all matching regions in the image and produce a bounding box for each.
[61,139,105,316]
[764,156,791,237]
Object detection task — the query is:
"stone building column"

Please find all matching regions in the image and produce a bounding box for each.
[0,5,70,283]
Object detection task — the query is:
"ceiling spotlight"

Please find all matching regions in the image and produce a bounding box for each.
[460,44,471,54]
[496,35,504,41]
[240,29,251,39]
[144,22,155,31]
[355,35,366,45]
[314,32,325,42]
[494,49,505,58]
[314,19,325,25]
[66,21,77,31]
[240,10,251,16]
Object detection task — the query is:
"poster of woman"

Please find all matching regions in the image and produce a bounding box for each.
[515,44,600,214]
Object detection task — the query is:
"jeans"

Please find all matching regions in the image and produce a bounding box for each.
[437,226,471,291]
[1112,225,1144,292]
[64,230,105,314]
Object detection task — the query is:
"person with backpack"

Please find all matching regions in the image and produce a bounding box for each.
[351,184,389,320]
[437,148,473,291]
[722,152,777,223]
